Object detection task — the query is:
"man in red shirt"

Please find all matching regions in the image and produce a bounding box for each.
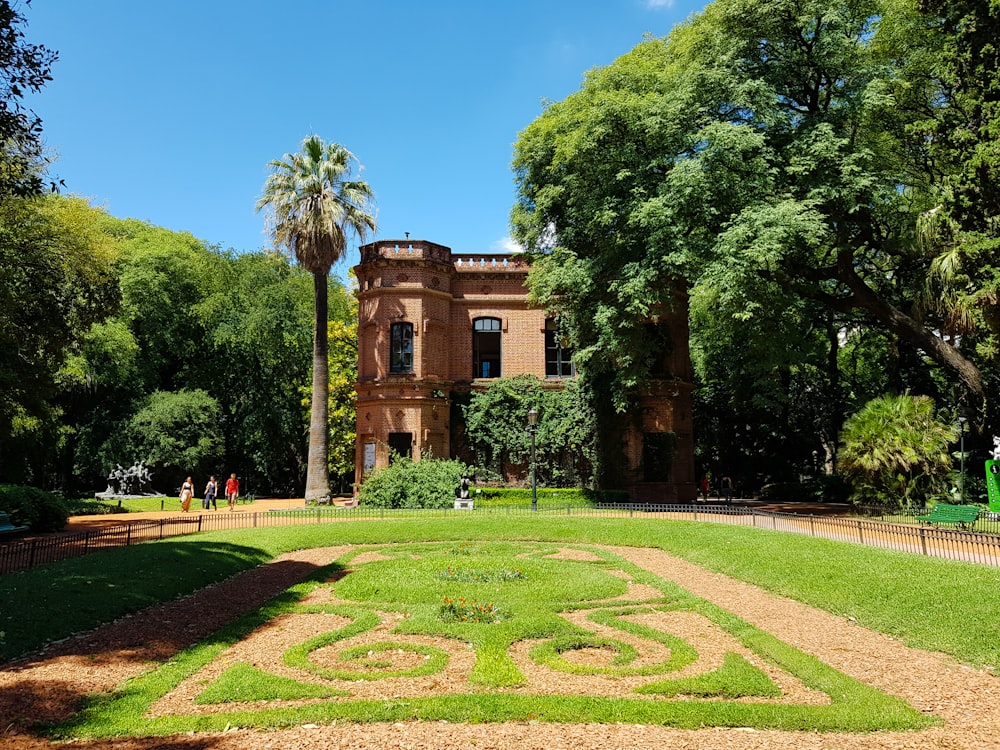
[225,473,240,511]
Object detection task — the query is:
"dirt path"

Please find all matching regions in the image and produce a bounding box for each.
[1,541,998,749]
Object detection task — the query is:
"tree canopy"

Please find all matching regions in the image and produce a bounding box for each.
[0,196,117,448]
[512,0,994,411]
[0,196,357,497]
[0,0,58,198]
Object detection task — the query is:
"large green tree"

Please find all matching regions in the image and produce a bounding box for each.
[0,195,360,496]
[0,195,117,482]
[0,0,58,199]
[904,0,1000,431]
[917,0,1000,234]
[258,136,376,502]
[191,250,341,497]
[58,219,217,489]
[512,0,988,416]
[117,388,224,493]
[52,210,342,497]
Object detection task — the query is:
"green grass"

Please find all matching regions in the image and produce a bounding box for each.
[63,495,175,514]
[5,517,1000,670]
[66,495,254,514]
[4,516,1000,737]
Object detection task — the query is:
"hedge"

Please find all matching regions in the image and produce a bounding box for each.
[0,484,69,532]
[470,487,630,506]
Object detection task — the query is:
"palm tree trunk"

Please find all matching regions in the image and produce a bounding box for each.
[305,271,331,501]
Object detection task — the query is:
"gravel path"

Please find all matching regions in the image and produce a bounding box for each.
[1,543,998,749]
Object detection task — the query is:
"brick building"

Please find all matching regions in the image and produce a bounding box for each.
[353,238,696,502]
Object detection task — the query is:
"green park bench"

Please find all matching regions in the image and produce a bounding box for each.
[0,512,29,536]
[915,503,981,530]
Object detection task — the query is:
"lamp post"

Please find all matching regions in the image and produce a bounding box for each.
[527,408,538,513]
[959,415,967,504]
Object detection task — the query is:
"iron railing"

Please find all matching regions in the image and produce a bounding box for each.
[2,503,999,574]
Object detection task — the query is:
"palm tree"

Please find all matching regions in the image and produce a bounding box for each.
[839,394,959,507]
[257,135,376,501]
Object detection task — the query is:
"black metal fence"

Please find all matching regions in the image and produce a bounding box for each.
[853,503,1000,534]
[3,503,1000,575]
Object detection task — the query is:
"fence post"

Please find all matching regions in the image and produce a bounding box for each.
[919,525,927,556]
[159,519,164,539]
[857,520,863,544]
[809,516,815,536]
[127,525,132,546]
[253,512,258,528]
[197,516,203,533]
[29,538,37,568]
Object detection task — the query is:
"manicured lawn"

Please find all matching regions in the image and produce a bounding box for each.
[4,516,1000,670]
[3,516,1000,738]
[56,539,931,737]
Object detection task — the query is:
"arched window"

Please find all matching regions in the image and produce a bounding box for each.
[473,317,501,378]
[390,322,413,373]
[545,318,575,378]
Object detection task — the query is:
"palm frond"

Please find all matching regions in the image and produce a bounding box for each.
[257,135,377,275]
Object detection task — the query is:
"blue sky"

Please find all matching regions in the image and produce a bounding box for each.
[27,1,705,278]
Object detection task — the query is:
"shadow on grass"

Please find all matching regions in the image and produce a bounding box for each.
[0,541,342,739]
[0,539,325,664]
[2,727,226,750]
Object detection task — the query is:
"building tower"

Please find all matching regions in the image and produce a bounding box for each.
[353,239,695,501]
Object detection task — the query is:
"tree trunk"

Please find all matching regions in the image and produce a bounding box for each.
[304,271,331,502]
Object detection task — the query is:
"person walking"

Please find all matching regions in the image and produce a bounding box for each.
[225,473,240,511]
[179,476,194,512]
[720,474,733,505]
[204,475,218,510]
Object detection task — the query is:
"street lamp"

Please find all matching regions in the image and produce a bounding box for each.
[959,415,967,504]
[527,408,538,513]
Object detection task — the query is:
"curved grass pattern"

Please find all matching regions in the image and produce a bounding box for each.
[587,606,699,671]
[530,635,643,674]
[54,539,937,738]
[194,662,348,703]
[636,652,781,698]
[310,641,449,681]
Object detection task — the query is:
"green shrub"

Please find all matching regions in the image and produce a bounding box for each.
[357,457,469,509]
[0,484,69,531]
[839,394,956,507]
